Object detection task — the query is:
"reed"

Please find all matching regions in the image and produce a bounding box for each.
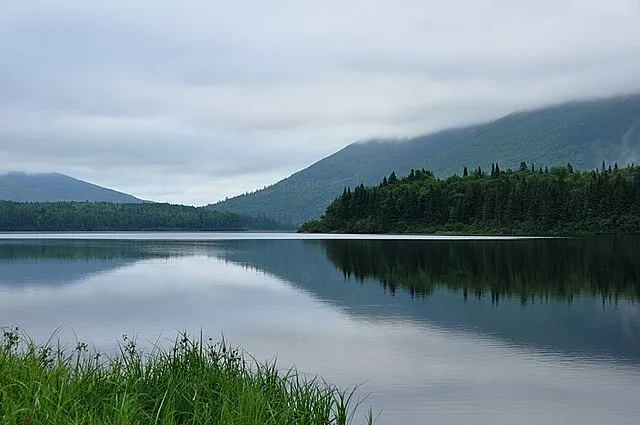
[0,328,375,425]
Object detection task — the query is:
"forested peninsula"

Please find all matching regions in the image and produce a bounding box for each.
[299,162,640,235]
[0,201,288,232]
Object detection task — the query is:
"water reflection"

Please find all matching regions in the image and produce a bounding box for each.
[322,238,640,302]
[0,240,163,286]
[1,236,640,425]
[212,238,640,364]
[1,237,639,364]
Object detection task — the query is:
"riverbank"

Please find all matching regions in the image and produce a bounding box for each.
[0,329,371,425]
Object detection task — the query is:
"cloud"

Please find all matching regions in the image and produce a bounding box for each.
[1,0,640,204]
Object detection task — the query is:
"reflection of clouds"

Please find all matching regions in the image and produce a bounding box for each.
[2,248,640,425]
[238,317,640,425]
[0,257,305,349]
[618,303,640,347]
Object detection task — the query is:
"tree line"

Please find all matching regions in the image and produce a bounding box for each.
[0,201,289,232]
[299,162,640,234]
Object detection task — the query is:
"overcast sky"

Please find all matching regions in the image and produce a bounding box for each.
[2,0,640,205]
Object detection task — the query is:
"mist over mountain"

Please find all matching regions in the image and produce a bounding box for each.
[209,94,640,225]
[0,172,144,203]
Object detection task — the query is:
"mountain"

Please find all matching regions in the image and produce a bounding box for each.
[209,94,640,225]
[0,172,143,203]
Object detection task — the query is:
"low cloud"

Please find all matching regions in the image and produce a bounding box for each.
[2,0,640,204]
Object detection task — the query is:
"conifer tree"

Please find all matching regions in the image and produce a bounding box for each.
[300,162,640,235]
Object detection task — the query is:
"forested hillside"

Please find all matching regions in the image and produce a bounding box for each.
[210,94,640,225]
[0,202,288,231]
[299,162,640,235]
[0,172,143,203]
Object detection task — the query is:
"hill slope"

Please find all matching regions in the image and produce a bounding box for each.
[0,173,143,203]
[209,94,640,225]
[0,201,288,231]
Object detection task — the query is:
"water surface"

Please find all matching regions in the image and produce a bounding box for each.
[1,233,639,425]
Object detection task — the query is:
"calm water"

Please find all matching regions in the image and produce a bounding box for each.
[1,233,639,425]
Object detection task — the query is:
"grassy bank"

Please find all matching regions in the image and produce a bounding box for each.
[0,329,374,425]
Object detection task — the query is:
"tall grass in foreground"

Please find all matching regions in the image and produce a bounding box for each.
[0,328,376,425]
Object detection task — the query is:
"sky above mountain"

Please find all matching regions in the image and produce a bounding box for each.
[2,1,640,205]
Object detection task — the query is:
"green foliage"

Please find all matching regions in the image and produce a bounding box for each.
[299,163,640,235]
[210,94,640,225]
[0,201,291,232]
[0,329,371,425]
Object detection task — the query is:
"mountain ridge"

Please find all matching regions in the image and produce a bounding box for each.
[0,172,144,203]
[209,93,640,225]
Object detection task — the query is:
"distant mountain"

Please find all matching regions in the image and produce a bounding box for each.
[0,172,143,203]
[209,94,640,225]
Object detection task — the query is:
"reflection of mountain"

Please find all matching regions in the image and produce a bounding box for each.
[0,240,166,286]
[2,238,639,363]
[211,238,640,364]
[0,259,139,286]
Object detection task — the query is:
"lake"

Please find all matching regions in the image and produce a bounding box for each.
[1,233,639,425]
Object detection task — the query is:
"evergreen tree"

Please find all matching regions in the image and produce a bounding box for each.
[299,162,640,235]
[0,202,288,231]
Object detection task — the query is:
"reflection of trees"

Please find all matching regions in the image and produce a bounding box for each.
[323,238,640,303]
[0,241,167,261]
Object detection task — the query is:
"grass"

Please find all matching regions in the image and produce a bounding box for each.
[0,328,377,425]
